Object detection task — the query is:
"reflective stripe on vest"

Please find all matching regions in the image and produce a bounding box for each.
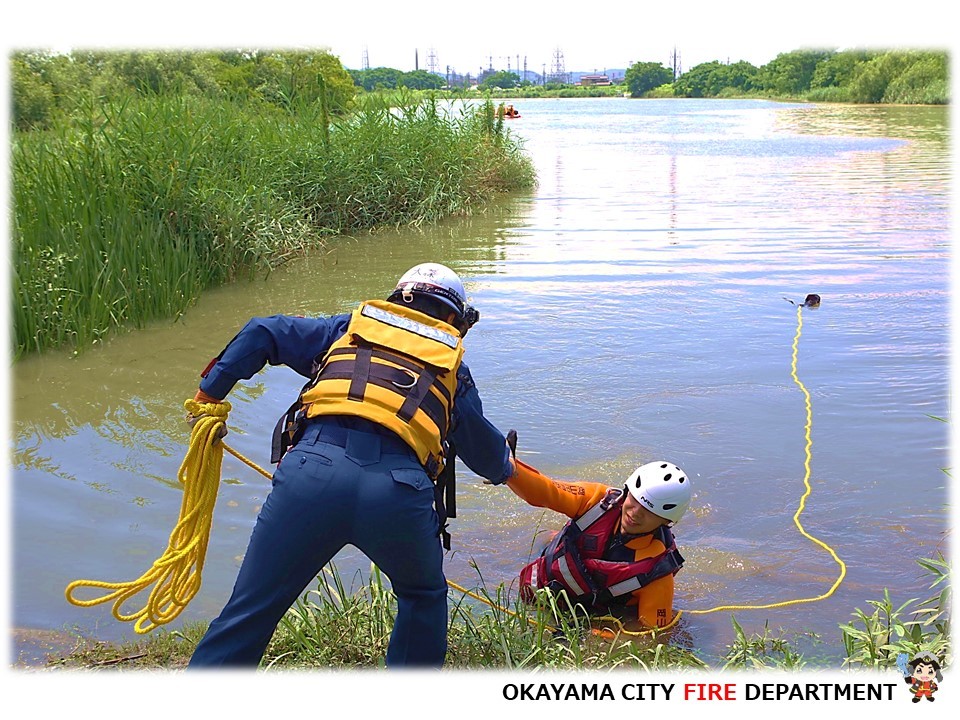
[555,554,589,597]
[299,299,463,476]
[360,303,459,349]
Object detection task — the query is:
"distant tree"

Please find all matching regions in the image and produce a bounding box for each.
[881,50,949,103]
[351,66,404,91]
[845,50,944,103]
[624,61,674,97]
[673,61,725,97]
[107,50,220,95]
[11,53,56,129]
[714,61,760,94]
[480,70,519,89]
[400,69,444,90]
[810,49,875,89]
[757,49,832,95]
[202,51,260,99]
[261,51,355,112]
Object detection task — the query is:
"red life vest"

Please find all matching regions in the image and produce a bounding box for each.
[518,488,684,612]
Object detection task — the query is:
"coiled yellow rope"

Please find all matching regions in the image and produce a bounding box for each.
[64,399,234,633]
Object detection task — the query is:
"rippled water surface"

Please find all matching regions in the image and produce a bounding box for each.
[12,98,950,665]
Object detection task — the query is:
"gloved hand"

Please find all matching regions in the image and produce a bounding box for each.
[185,413,229,445]
[484,429,519,485]
[185,391,229,445]
[506,429,518,459]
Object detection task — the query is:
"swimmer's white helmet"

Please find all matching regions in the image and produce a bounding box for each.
[624,461,691,524]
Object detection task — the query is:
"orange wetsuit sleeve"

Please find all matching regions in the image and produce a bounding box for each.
[633,573,675,628]
[506,459,609,519]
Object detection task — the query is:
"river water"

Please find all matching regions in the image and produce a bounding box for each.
[10,97,950,667]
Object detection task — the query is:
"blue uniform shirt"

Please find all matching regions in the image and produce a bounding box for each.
[199,313,513,484]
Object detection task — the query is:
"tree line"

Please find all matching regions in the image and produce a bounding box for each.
[12,46,948,132]
[625,48,948,103]
[12,50,358,131]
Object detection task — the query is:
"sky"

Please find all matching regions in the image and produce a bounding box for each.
[4,0,956,74]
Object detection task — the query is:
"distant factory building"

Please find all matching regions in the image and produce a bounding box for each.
[579,74,612,86]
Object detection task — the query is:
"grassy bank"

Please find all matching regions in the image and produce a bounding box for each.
[12,92,535,358]
[38,555,949,671]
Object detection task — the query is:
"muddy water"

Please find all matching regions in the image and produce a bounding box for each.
[11,98,950,665]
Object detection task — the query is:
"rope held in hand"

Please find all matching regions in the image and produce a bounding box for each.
[64,399,233,634]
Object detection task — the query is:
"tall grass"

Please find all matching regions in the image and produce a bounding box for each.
[261,563,705,670]
[40,556,950,670]
[840,554,951,669]
[12,92,536,358]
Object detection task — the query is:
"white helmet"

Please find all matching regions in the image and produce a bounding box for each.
[625,461,691,524]
[391,263,479,330]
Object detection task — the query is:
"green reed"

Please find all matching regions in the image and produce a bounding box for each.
[840,554,951,670]
[12,91,536,358]
[40,555,950,670]
[255,562,704,670]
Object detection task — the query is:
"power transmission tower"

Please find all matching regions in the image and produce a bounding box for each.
[427,47,439,74]
[549,48,567,84]
[362,47,370,71]
[670,47,681,79]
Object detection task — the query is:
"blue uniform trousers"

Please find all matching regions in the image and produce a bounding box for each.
[188,420,447,668]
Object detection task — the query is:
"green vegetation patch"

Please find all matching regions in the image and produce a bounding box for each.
[37,555,949,671]
[11,51,536,358]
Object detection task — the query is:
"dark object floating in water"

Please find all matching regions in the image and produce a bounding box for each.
[784,293,821,308]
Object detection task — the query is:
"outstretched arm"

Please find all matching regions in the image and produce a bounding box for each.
[197,314,350,399]
[505,456,609,519]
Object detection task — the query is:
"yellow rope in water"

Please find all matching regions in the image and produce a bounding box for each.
[678,304,847,619]
[564,304,847,638]
[64,399,232,634]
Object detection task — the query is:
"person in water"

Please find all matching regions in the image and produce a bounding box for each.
[186,262,516,669]
[501,442,691,628]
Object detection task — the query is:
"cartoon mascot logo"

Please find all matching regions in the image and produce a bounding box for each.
[897,652,943,703]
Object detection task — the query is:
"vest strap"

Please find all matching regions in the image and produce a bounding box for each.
[348,343,372,401]
[603,548,685,598]
[397,367,437,422]
[326,346,451,404]
[270,401,301,464]
[316,359,449,437]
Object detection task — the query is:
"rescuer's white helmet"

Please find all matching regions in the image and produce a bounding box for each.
[391,263,478,330]
[624,461,691,524]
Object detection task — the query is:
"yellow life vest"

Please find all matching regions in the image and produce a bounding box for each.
[300,299,464,477]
